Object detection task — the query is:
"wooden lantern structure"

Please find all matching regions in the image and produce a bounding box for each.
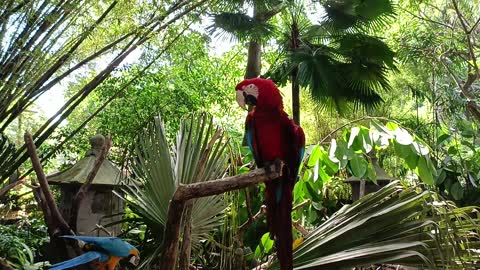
[47,134,124,236]
[344,155,393,202]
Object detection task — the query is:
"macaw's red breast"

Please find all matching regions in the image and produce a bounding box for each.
[248,110,296,166]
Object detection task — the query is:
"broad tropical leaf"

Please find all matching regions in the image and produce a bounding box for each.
[270,181,480,269]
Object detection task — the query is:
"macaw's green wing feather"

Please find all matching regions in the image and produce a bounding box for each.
[49,251,107,270]
[61,236,136,257]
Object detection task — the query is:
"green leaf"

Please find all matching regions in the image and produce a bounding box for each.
[394,141,414,159]
[449,182,464,200]
[366,162,377,183]
[412,141,430,156]
[333,140,350,169]
[404,154,419,169]
[386,121,399,131]
[350,154,368,177]
[255,233,274,258]
[436,133,450,146]
[294,180,305,202]
[308,145,322,167]
[416,156,434,185]
[435,169,446,185]
[305,180,322,202]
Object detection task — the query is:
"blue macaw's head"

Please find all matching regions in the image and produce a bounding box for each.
[126,246,140,267]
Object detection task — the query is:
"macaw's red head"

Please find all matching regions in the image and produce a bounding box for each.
[235,78,283,111]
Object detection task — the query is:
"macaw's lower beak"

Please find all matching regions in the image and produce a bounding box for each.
[128,255,140,267]
[236,90,247,110]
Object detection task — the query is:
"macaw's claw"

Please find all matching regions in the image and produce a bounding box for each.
[263,158,283,177]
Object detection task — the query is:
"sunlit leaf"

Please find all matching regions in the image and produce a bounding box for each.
[416,156,434,185]
[349,154,368,177]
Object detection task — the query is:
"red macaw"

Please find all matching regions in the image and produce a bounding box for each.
[49,236,140,270]
[236,78,305,270]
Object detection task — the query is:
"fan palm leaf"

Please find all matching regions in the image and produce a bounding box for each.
[208,13,277,42]
[269,181,480,269]
[266,0,397,115]
[121,112,229,267]
[322,0,396,32]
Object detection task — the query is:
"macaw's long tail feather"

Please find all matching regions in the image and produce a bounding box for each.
[49,251,105,270]
[265,176,294,270]
[61,235,113,244]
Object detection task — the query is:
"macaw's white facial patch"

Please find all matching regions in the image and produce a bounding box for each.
[243,84,259,98]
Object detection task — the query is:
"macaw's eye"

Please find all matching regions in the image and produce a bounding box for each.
[243,84,259,98]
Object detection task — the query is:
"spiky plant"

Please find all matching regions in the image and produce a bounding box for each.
[270,181,480,269]
[121,113,230,268]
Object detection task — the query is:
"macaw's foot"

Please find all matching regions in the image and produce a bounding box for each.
[263,158,284,177]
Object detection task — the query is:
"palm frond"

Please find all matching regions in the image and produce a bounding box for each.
[322,0,396,32]
[270,181,480,269]
[0,133,16,190]
[208,13,277,42]
[122,112,229,266]
[335,34,397,70]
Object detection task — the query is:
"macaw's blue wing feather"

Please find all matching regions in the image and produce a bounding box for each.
[246,115,263,166]
[61,236,135,257]
[299,147,305,165]
[49,251,107,270]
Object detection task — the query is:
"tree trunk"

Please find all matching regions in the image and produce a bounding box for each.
[178,202,193,270]
[245,40,262,79]
[292,66,300,125]
[290,19,301,125]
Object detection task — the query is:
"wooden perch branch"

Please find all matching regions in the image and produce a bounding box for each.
[293,220,309,236]
[173,161,283,201]
[160,162,284,270]
[25,132,73,236]
[0,257,14,270]
[69,135,112,231]
[25,131,84,259]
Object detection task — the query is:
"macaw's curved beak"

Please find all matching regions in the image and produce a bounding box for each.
[236,90,247,110]
[128,255,140,267]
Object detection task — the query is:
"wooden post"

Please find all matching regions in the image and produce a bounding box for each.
[160,162,284,270]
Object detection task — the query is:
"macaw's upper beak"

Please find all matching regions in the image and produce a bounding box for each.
[128,255,140,267]
[236,90,247,110]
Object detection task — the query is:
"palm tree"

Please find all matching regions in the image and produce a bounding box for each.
[121,113,230,268]
[208,0,285,78]
[267,0,397,124]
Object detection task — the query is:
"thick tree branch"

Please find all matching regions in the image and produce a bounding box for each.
[24,131,73,236]
[161,162,284,270]
[0,178,24,198]
[236,205,267,246]
[0,258,13,270]
[452,0,479,74]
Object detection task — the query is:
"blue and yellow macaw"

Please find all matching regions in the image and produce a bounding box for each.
[50,236,140,270]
